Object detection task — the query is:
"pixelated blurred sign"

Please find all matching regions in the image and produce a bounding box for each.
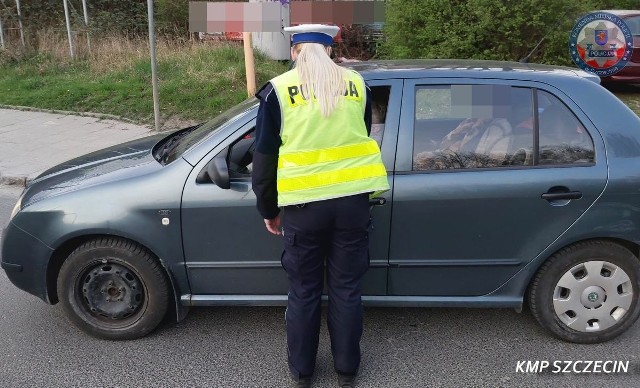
[290,0,384,25]
[190,0,290,59]
[189,1,385,60]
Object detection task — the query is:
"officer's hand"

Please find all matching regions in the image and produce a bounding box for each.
[264,216,281,235]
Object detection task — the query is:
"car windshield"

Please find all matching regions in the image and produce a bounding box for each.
[162,98,258,164]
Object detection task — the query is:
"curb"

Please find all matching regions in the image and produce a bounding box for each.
[0,174,29,187]
[0,104,199,131]
[0,104,149,126]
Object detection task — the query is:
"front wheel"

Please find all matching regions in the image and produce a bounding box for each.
[529,241,640,343]
[57,238,169,340]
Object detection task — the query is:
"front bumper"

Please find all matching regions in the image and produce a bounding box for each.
[1,222,54,303]
[0,261,23,272]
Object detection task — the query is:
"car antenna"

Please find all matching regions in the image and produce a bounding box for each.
[519,10,572,63]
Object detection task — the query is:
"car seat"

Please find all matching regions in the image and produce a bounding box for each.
[472,118,513,163]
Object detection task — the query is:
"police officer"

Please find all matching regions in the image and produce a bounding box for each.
[252,24,389,388]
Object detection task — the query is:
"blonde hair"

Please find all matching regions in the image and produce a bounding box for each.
[293,42,346,117]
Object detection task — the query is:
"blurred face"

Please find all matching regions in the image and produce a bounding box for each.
[290,44,332,61]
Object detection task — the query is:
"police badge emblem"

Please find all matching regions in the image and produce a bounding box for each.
[569,12,633,77]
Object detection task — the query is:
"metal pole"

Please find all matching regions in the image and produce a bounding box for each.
[15,0,24,47]
[63,0,75,59]
[81,0,91,53]
[0,15,5,50]
[147,0,160,131]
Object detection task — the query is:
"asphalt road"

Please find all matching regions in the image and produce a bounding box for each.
[1,185,639,388]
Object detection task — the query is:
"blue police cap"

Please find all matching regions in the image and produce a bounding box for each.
[285,24,340,46]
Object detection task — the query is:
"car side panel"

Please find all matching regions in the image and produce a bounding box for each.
[487,76,640,297]
[181,79,403,298]
[388,78,609,296]
[8,159,194,303]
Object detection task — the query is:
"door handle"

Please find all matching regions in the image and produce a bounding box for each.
[541,191,582,200]
[369,197,387,207]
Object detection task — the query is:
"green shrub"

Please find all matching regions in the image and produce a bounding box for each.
[380,0,639,65]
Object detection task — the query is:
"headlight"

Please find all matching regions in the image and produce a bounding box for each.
[9,193,23,220]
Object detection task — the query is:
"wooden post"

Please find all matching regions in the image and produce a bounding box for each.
[243,32,256,97]
[63,0,75,58]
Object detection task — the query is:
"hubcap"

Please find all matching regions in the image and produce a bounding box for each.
[581,286,605,308]
[553,261,634,332]
[79,262,144,320]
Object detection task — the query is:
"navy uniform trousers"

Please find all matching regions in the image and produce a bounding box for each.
[281,193,370,379]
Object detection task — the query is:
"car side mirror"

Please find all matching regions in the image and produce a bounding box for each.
[197,147,231,188]
[208,152,230,189]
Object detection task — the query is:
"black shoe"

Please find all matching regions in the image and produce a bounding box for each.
[337,373,356,388]
[292,376,312,388]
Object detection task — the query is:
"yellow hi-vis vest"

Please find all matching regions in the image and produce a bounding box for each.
[270,68,390,207]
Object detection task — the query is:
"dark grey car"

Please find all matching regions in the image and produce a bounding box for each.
[2,60,640,343]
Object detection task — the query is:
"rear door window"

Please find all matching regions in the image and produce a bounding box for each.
[537,90,595,165]
[411,85,594,171]
[413,85,533,170]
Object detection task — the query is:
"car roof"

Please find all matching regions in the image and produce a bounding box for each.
[599,10,640,17]
[343,59,600,83]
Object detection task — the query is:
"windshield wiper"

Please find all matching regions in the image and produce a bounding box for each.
[154,124,202,164]
[157,133,187,163]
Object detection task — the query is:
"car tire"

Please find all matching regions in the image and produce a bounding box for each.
[57,238,169,340]
[529,240,640,343]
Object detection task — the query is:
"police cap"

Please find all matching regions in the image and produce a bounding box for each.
[285,24,340,46]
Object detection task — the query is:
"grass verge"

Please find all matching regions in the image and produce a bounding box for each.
[1,34,638,126]
[0,37,288,128]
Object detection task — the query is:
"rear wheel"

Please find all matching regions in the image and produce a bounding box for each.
[529,241,640,343]
[57,238,169,340]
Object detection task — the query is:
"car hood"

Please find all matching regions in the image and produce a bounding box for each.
[23,133,167,206]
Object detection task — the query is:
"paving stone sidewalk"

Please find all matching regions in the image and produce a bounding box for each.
[0,109,153,185]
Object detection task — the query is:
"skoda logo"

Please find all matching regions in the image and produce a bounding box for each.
[588,292,599,302]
